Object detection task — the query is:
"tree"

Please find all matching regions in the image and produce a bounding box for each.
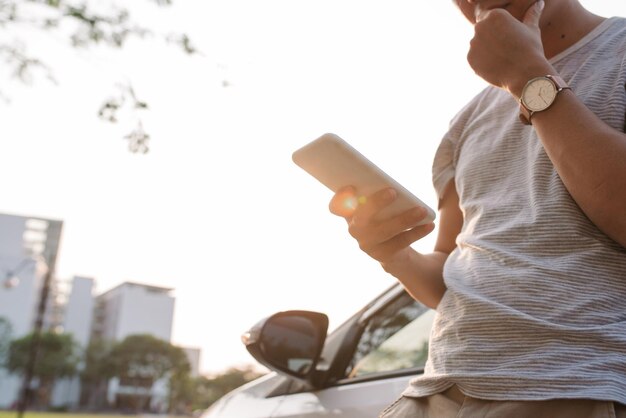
[108,334,190,411]
[0,0,197,153]
[191,366,264,410]
[80,337,116,409]
[7,331,81,408]
[165,366,265,412]
[167,369,195,414]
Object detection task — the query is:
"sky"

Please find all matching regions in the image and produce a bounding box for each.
[0,0,623,375]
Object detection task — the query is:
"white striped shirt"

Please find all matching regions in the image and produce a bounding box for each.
[405,17,626,403]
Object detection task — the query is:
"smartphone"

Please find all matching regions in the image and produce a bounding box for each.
[292,133,436,224]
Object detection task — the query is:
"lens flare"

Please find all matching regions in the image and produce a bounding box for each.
[333,189,360,217]
[343,196,358,211]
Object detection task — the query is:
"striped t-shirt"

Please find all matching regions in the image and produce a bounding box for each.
[404,17,626,403]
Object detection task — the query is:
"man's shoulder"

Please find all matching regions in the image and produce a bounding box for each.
[592,17,626,48]
[449,86,508,129]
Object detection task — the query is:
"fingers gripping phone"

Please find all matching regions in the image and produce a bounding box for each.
[292,133,436,224]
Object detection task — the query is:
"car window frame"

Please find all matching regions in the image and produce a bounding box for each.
[276,284,433,396]
[332,287,433,387]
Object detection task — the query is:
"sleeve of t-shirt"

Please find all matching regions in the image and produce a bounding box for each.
[432,131,456,204]
[431,103,473,204]
[432,89,486,204]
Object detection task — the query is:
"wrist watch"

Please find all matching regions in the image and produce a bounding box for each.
[519,75,570,125]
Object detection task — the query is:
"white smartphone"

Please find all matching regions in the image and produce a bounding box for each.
[292,133,436,224]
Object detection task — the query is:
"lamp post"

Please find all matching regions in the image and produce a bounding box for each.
[17,254,54,418]
[0,260,31,377]
[1,254,55,418]
[0,216,62,415]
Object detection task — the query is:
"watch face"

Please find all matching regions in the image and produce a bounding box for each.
[521,77,557,112]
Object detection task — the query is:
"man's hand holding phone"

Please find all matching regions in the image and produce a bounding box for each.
[329,185,435,270]
[293,133,446,308]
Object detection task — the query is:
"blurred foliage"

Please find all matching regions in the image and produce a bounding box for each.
[108,333,190,382]
[351,341,429,377]
[81,337,116,382]
[2,328,261,412]
[80,337,116,409]
[7,331,81,407]
[348,298,423,374]
[107,334,191,411]
[0,0,197,153]
[189,366,265,411]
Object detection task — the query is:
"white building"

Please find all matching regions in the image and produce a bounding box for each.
[51,276,95,407]
[182,347,202,377]
[92,282,175,342]
[0,213,63,408]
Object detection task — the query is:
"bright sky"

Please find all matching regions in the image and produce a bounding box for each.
[0,0,622,375]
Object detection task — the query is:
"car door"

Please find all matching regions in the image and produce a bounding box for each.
[269,290,436,418]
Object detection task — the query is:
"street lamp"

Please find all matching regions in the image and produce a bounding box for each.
[1,258,33,289]
[3,276,20,289]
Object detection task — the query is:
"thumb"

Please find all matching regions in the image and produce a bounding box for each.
[523,0,545,27]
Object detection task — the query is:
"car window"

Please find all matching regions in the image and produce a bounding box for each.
[345,292,435,378]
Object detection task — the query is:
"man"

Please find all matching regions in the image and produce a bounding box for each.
[329,0,626,416]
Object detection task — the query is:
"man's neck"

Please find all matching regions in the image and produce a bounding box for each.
[541,2,605,59]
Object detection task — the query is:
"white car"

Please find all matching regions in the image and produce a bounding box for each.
[203,284,435,418]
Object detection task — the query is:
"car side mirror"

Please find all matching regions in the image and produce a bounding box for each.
[242,310,328,382]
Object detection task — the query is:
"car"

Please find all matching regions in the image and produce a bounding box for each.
[202,283,436,418]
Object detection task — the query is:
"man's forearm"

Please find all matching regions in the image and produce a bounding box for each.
[531,89,626,247]
[381,250,448,309]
